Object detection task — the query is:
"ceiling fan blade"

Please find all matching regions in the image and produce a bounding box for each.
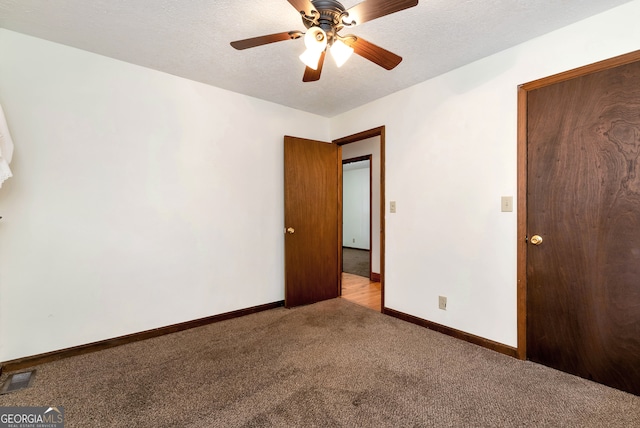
[345,0,418,26]
[343,36,402,70]
[287,0,318,17]
[230,31,302,50]
[302,51,326,82]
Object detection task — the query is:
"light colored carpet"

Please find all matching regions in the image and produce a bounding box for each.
[1,298,639,427]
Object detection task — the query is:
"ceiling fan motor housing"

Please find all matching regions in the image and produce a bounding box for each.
[303,0,352,44]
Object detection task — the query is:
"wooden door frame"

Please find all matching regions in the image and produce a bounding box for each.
[334,126,386,310]
[516,50,640,360]
[342,155,373,280]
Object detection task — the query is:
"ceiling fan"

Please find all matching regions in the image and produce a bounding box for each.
[230,0,419,82]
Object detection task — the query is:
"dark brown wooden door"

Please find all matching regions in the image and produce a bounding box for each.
[284,136,340,307]
[527,60,640,395]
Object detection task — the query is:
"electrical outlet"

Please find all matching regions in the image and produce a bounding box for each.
[352,238,355,243]
[438,296,447,310]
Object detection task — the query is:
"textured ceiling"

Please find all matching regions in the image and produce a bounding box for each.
[0,0,634,117]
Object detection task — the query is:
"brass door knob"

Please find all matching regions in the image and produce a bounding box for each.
[530,235,543,245]
[286,227,295,234]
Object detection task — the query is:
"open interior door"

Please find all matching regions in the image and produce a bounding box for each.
[284,136,340,307]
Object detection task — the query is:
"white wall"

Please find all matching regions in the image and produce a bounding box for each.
[342,164,370,250]
[330,0,640,347]
[342,137,381,274]
[0,29,329,362]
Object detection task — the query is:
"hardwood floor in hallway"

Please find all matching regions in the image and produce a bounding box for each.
[341,272,381,311]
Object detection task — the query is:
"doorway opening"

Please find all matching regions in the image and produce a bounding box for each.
[334,127,385,312]
[342,156,371,278]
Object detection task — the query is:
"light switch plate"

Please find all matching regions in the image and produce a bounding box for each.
[501,196,513,212]
[390,201,396,213]
[439,296,447,310]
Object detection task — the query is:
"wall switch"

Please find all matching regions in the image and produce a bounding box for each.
[501,196,513,212]
[390,201,397,213]
[438,296,447,310]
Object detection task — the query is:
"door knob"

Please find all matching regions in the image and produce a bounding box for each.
[530,235,543,245]
[286,227,295,234]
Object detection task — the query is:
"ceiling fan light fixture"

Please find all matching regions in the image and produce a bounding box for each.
[299,27,327,69]
[299,48,323,70]
[330,39,354,67]
[303,27,327,52]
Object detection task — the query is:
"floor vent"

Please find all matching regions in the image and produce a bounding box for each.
[0,370,35,394]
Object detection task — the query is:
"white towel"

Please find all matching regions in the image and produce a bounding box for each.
[0,103,15,188]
